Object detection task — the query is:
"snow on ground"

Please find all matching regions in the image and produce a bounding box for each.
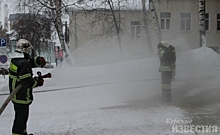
[1,46,220,135]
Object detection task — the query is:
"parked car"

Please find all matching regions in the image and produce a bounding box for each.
[44,62,54,68]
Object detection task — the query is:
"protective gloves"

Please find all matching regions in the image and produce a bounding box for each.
[34,76,44,86]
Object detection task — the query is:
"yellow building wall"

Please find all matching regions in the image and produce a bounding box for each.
[68,0,220,57]
[154,0,220,51]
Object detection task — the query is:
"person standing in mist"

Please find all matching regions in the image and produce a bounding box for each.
[157,41,176,102]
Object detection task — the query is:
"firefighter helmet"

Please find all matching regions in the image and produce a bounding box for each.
[161,40,170,48]
[15,39,33,54]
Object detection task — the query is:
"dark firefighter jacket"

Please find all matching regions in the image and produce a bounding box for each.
[9,53,40,105]
[158,45,176,72]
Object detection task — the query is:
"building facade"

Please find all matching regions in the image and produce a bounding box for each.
[155,0,220,52]
[67,0,220,58]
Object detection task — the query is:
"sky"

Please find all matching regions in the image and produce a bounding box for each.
[0,0,17,26]
[0,45,220,135]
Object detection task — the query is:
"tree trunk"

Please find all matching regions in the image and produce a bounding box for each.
[55,0,67,55]
[107,0,123,57]
[142,0,153,54]
[199,0,206,47]
[149,0,163,42]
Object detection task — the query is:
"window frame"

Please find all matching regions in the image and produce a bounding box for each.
[160,12,171,30]
[180,13,192,31]
[205,13,210,31]
[217,13,220,31]
[131,21,142,39]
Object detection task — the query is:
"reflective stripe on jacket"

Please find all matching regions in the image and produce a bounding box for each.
[158,48,165,59]
[158,45,176,72]
[159,65,173,72]
[162,84,171,90]
[9,57,38,105]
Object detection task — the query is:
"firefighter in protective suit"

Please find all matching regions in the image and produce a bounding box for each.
[9,39,46,135]
[158,41,176,102]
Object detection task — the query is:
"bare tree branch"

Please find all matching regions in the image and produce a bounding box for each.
[36,0,56,10]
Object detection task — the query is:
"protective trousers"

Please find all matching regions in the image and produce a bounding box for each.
[12,103,29,135]
[161,71,172,102]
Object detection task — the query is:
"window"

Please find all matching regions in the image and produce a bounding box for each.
[217,14,220,31]
[161,12,171,30]
[205,13,209,31]
[131,21,141,39]
[181,13,191,31]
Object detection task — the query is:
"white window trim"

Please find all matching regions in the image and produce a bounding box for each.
[131,21,142,39]
[206,13,210,31]
[180,13,192,31]
[161,12,171,31]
